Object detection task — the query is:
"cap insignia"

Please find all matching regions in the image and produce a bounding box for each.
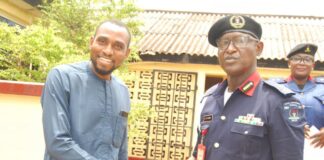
[304,46,311,53]
[229,16,246,29]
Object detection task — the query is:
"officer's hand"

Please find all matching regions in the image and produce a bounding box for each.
[304,125,310,139]
[310,127,324,148]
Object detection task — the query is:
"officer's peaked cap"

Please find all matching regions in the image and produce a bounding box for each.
[208,15,262,47]
[287,43,318,58]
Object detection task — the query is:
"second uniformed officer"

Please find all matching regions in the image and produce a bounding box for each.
[192,15,306,160]
[273,43,324,148]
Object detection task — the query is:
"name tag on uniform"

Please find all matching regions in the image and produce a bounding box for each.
[234,113,264,126]
[202,114,213,122]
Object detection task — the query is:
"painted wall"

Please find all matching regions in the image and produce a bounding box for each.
[0,93,44,159]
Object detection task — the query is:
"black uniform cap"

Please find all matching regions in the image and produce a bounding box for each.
[287,43,318,58]
[208,15,262,47]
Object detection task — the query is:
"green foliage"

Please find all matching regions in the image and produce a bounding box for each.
[0,0,142,82]
[0,22,75,81]
[0,0,149,138]
[38,0,142,61]
[128,102,155,138]
[113,68,155,138]
[39,0,94,55]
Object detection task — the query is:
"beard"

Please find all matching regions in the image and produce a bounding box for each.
[91,57,115,76]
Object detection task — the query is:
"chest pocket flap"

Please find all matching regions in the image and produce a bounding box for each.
[231,123,266,137]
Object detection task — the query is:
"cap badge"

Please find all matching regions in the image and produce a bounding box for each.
[230,16,246,29]
[304,46,311,53]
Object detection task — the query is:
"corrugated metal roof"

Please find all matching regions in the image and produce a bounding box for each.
[136,10,324,62]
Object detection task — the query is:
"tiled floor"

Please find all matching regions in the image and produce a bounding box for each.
[0,94,44,160]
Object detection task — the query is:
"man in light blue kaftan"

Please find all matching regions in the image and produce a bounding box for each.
[41,20,131,160]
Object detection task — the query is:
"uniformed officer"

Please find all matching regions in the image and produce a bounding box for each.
[191,15,306,160]
[272,43,324,148]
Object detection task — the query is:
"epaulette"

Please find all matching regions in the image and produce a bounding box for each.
[314,76,324,84]
[267,77,287,84]
[264,80,294,97]
[200,84,218,103]
[204,84,219,96]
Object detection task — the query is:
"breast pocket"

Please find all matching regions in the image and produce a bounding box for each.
[231,123,265,137]
[112,113,128,148]
[230,123,266,158]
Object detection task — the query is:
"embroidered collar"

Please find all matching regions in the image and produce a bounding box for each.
[238,71,261,96]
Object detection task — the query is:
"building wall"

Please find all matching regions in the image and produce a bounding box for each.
[0,93,44,160]
[128,61,324,79]
[126,69,198,159]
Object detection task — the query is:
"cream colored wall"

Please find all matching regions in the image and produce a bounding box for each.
[0,0,40,26]
[128,61,324,79]
[0,94,44,159]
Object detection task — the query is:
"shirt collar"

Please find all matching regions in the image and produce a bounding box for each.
[238,71,261,96]
[286,75,313,82]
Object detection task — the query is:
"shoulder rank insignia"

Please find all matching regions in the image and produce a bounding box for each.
[314,77,324,84]
[200,83,219,103]
[264,80,294,96]
[205,83,219,96]
[268,77,286,84]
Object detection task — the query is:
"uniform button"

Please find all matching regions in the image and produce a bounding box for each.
[244,131,249,134]
[220,115,226,120]
[214,142,220,148]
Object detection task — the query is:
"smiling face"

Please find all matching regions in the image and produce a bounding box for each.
[288,53,314,80]
[90,22,130,80]
[217,32,263,77]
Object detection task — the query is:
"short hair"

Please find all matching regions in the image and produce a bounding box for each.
[94,19,131,48]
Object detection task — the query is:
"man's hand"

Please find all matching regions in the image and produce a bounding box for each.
[310,127,324,148]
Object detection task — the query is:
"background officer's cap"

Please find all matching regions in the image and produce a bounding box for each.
[287,43,318,58]
[208,15,262,47]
